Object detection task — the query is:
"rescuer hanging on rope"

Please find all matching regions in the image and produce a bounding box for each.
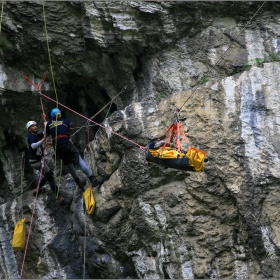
[26,118,72,205]
[46,108,104,189]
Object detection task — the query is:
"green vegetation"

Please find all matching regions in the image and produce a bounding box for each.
[267,52,279,62]
[255,57,264,66]
[235,52,280,73]
[198,75,209,85]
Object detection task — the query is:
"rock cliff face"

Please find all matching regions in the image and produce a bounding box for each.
[1,1,280,279]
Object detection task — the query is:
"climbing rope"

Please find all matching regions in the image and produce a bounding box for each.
[39,92,145,151]
[87,120,90,147]
[42,1,62,195]
[56,158,63,199]
[21,72,47,93]
[20,152,25,219]
[8,178,35,202]
[54,113,60,198]
[20,147,48,279]
[20,71,53,278]
[83,203,87,279]
[42,2,58,107]
[104,100,113,121]
[71,86,126,138]
[0,1,4,33]
[179,1,267,110]
[22,72,62,197]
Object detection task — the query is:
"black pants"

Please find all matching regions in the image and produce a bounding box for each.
[56,141,80,166]
[39,170,60,197]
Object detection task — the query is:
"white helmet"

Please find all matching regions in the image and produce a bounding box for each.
[26,121,37,130]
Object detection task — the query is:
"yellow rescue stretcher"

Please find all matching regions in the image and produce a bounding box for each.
[146,146,206,171]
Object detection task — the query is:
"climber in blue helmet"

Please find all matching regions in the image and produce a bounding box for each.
[50,108,61,118]
[46,108,104,190]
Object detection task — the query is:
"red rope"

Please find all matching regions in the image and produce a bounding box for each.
[20,147,47,279]
[21,74,145,276]
[40,92,145,151]
[22,72,46,92]
[161,122,190,152]
[22,73,145,151]
[20,73,48,278]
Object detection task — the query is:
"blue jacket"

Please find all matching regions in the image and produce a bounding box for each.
[46,118,70,146]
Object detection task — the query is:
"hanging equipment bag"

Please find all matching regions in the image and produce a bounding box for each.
[12,218,26,251]
[83,187,95,215]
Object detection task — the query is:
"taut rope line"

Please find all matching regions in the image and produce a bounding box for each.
[42,2,58,107]
[20,152,25,219]
[71,86,127,138]
[20,147,48,279]
[39,92,145,151]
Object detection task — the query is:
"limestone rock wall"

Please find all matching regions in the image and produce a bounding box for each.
[1,1,280,279]
[91,62,280,278]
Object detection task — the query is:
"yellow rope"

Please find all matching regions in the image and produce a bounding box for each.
[57,159,63,198]
[0,1,4,33]
[42,2,58,107]
[54,114,59,198]
[42,2,62,198]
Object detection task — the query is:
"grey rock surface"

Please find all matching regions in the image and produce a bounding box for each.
[1,1,280,279]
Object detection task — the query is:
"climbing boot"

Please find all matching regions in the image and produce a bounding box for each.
[33,187,47,197]
[75,177,85,190]
[89,176,104,188]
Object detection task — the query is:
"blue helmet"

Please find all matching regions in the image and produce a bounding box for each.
[50,108,61,118]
